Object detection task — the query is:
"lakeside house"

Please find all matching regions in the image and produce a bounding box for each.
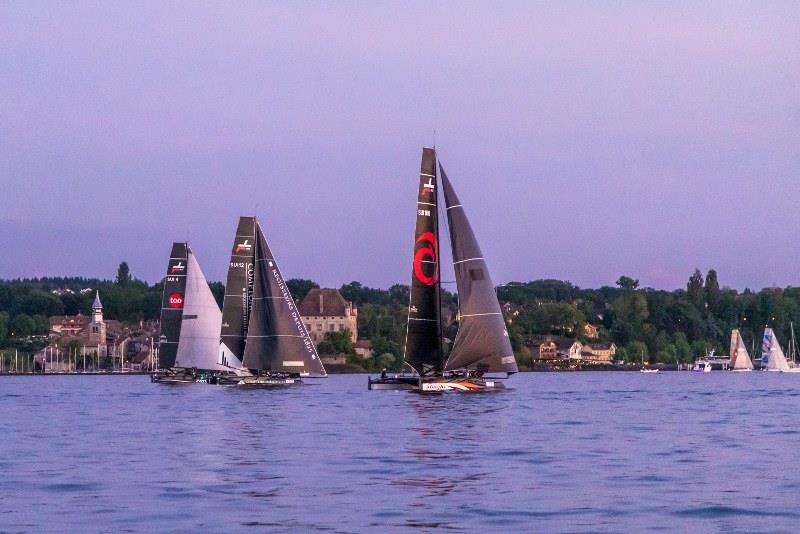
[581,342,617,363]
[525,335,614,364]
[298,288,358,343]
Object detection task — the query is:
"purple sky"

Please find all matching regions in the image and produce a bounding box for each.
[1,2,798,290]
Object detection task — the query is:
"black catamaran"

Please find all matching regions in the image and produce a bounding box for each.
[219,216,327,385]
[153,242,248,384]
[369,147,517,392]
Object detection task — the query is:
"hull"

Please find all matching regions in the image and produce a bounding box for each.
[417,376,507,393]
[151,370,213,384]
[731,368,752,372]
[368,375,419,391]
[232,375,303,387]
[780,368,800,374]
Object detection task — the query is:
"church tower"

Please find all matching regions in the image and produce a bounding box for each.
[89,291,107,343]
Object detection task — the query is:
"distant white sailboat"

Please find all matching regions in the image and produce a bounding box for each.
[729,329,753,372]
[761,327,800,373]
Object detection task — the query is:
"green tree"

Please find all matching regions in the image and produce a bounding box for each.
[673,332,693,362]
[0,311,9,345]
[704,269,721,311]
[10,314,35,338]
[616,276,640,291]
[116,262,131,286]
[627,340,649,364]
[687,269,704,308]
[287,279,319,301]
[324,328,355,355]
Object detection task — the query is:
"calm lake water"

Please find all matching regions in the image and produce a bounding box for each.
[2,372,800,533]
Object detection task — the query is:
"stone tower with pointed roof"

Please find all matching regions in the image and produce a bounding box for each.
[88,291,106,344]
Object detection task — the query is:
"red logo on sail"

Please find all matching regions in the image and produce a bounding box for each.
[420,177,435,198]
[235,240,252,253]
[168,293,184,308]
[170,262,185,274]
[414,232,438,286]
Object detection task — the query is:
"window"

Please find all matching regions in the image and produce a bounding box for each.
[317,324,323,331]
[329,324,335,331]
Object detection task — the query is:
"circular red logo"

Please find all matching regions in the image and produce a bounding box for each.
[413,231,438,286]
[168,293,184,308]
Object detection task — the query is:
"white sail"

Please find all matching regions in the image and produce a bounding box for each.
[175,249,245,372]
[729,329,753,370]
[761,327,789,371]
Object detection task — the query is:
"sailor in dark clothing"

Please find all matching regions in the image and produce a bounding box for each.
[381,368,387,379]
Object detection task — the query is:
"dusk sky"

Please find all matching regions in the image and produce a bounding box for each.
[1,2,798,291]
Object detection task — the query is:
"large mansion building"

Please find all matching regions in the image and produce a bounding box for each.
[298,288,358,343]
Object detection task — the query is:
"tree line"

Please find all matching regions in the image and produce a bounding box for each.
[2,262,798,367]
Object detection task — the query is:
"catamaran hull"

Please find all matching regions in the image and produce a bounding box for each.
[151,373,211,384]
[368,376,419,390]
[417,377,507,393]
[231,376,304,386]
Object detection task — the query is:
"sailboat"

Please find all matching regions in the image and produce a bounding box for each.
[218,216,326,386]
[368,147,517,392]
[760,327,800,373]
[729,329,753,372]
[152,242,248,384]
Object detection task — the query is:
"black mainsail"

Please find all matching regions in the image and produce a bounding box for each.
[440,165,518,374]
[241,220,327,376]
[403,147,443,376]
[159,242,189,369]
[220,216,257,364]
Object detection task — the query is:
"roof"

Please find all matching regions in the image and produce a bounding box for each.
[49,314,89,327]
[297,288,352,317]
[586,342,615,350]
[92,291,103,309]
[354,340,373,349]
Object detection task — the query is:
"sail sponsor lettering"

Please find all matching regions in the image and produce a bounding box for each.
[417,209,431,217]
[229,262,247,269]
[271,267,316,356]
[413,231,439,286]
[166,276,181,283]
[168,293,184,309]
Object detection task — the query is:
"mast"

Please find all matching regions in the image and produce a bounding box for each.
[241,220,326,376]
[158,242,188,369]
[439,163,518,375]
[220,217,257,364]
[403,147,443,376]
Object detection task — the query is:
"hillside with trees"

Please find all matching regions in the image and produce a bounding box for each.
[2,263,799,369]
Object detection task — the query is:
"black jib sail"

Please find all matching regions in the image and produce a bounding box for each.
[440,165,518,375]
[241,221,326,376]
[403,147,443,376]
[159,242,189,369]
[220,216,257,364]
